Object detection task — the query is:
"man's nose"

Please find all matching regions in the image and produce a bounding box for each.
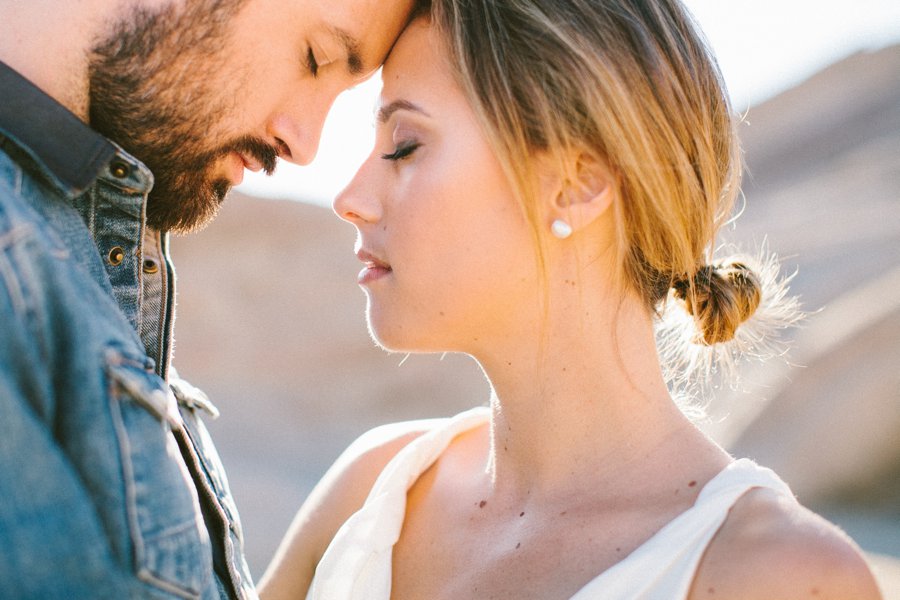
[266,94,337,166]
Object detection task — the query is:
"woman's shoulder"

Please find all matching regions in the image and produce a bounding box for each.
[690,486,882,599]
[258,416,448,599]
[297,415,447,535]
[341,416,444,467]
[324,406,491,505]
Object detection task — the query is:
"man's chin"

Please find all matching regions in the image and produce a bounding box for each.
[145,178,232,234]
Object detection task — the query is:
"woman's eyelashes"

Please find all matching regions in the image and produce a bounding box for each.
[381,141,421,161]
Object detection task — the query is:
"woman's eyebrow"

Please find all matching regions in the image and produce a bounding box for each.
[377,100,429,123]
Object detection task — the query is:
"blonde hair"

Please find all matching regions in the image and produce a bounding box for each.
[426,0,771,346]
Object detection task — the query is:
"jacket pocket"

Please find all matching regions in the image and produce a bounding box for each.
[106,350,213,599]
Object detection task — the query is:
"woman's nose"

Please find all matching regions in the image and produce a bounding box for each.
[333,161,382,225]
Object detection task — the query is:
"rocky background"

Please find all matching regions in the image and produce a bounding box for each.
[170,45,900,592]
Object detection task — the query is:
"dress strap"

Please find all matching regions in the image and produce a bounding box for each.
[570,459,795,599]
[306,406,490,600]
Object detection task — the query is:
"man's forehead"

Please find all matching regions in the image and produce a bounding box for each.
[321,0,417,71]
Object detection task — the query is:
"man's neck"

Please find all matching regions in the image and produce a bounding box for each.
[0,1,113,121]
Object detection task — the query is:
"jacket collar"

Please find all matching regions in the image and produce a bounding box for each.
[0,61,117,197]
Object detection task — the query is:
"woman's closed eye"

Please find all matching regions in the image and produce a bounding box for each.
[381,142,421,161]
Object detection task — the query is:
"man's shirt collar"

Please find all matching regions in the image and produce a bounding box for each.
[0,60,117,197]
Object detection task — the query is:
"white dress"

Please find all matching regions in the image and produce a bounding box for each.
[307,407,795,600]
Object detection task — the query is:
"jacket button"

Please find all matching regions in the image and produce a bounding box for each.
[142,259,160,274]
[108,247,125,266]
[110,161,130,179]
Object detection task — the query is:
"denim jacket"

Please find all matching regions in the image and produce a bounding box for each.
[0,62,256,600]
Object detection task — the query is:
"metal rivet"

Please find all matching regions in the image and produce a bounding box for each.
[142,259,159,274]
[110,161,130,179]
[108,247,125,266]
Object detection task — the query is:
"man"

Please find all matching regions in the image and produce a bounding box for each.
[0,0,414,597]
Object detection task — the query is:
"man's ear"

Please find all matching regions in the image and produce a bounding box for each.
[547,154,615,236]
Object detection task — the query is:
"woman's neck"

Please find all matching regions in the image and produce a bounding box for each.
[471,290,710,505]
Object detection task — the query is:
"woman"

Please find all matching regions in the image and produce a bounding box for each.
[261,1,881,598]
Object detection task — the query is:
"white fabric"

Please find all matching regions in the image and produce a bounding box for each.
[307,406,795,600]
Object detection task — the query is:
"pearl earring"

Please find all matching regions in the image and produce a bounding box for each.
[551,219,572,239]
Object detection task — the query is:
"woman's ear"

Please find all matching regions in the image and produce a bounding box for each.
[545,154,615,238]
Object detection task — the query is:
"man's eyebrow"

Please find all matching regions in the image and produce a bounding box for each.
[332,27,365,75]
[377,100,428,124]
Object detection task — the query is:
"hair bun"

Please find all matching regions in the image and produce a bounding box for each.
[672,261,762,345]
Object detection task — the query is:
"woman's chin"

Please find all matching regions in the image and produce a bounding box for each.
[365,315,405,353]
[365,305,411,350]
[365,326,419,354]
[364,317,450,355]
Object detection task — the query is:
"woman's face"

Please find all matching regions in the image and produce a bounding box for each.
[334,20,541,353]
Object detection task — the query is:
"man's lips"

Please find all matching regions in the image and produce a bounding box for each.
[356,248,392,285]
[224,152,266,186]
[223,152,245,185]
[238,152,265,173]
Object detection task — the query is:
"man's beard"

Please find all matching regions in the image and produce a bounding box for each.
[88,0,278,233]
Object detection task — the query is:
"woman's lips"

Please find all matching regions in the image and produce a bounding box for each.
[356,249,392,285]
